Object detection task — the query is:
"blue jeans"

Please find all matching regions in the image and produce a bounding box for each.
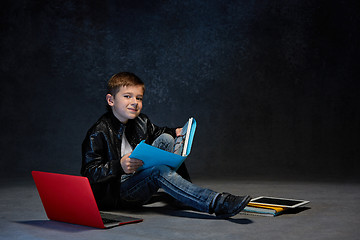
[119,134,218,213]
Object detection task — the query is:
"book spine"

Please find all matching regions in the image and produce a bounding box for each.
[182,117,193,156]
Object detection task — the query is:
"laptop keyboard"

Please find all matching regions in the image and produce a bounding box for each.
[102,218,118,224]
[100,212,142,226]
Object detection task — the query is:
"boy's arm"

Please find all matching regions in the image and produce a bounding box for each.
[81,132,123,184]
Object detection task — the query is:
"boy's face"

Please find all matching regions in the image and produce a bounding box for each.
[106,85,144,123]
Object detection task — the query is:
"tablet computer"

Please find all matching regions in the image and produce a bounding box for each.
[250,196,309,208]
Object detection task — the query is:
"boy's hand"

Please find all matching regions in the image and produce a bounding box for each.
[176,128,183,137]
[120,152,143,174]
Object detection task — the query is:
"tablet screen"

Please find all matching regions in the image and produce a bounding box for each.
[250,196,309,208]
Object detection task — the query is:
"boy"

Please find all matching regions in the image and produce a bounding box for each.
[81,72,251,218]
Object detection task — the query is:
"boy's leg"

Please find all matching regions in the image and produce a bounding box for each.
[120,165,251,218]
[117,134,174,206]
[121,134,251,217]
[120,165,217,213]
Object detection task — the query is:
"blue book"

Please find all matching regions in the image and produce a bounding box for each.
[130,118,197,171]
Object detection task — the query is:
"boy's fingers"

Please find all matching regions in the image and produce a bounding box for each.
[129,159,143,165]
[128,160,143,169]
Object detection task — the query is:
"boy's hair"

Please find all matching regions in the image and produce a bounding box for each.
[107,72,145,96]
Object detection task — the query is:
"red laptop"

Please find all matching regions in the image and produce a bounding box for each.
[32,171,143,229]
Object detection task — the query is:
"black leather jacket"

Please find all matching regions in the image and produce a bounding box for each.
[81,111,190,209]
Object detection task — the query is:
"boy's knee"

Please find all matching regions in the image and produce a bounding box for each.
[158,133,174,141]
[152,134,175,152]
[150,165,172,177]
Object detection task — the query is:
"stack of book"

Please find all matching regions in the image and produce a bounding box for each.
[242,202,287,217]
[241,196,310,217]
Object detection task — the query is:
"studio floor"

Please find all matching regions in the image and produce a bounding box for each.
[1,177,359,240]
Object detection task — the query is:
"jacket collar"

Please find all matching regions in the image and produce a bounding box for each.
[107,111,126,134]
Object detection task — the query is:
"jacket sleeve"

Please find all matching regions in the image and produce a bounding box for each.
[81,131,123,184]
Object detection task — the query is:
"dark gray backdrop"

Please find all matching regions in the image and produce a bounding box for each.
[1,0,359,181]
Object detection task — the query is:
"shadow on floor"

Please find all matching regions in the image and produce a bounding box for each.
[15,220,97,232]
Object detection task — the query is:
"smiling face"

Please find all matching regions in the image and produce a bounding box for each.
[106,85,144,123]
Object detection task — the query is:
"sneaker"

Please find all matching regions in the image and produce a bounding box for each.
[213,192,251,219]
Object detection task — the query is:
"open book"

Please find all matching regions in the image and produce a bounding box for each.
[130,117,196,171]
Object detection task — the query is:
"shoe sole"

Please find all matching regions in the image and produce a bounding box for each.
[216,195,252,219]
